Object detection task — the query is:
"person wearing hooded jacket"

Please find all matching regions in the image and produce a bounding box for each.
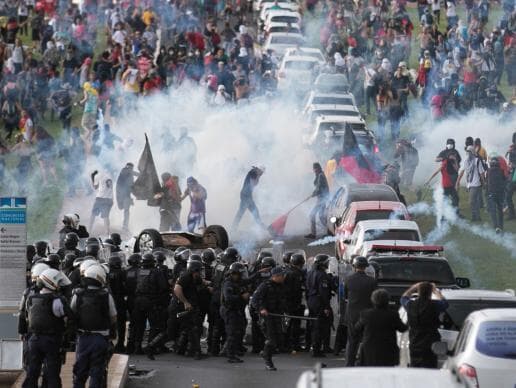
[154,172,182,231]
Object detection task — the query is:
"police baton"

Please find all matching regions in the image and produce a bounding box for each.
[176,310,191,318]
[266,313,319,321]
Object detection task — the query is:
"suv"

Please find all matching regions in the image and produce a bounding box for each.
[325,183,400,235]
[333,201,410,259]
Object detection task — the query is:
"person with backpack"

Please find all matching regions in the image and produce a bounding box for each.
[457,145,486,221]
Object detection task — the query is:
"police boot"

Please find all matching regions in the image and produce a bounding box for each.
[135,343,144,355]
[144,333,167,361]
[126,342,135,355]
[174,332,188,355]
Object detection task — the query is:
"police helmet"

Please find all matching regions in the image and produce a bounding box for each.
[128,253,141,266]
[85,242,100,257]
[108,255,122,268]
[142,253,156,266]
[187,259,203,273]
[201,248,216,265]
[64,232,79,249]
[110,233,122,246]
[314,254,330,268]
[282,251,294,265]
[101,263,110,275]
[189,254,202,262]
[223,247,240,265]
[37,268,62,291]
[174,248,191,263]
[86,237,100,246]
[34,241,48,256]
[352,256,368,269]
[62,253,76,271]
[229,262,246,275]
[80,259,98,275]
[290,253,305,267]
[153,250,167,263]
[43,254,61,270]
[104,238,115,246]
[256,251,273,261]
[84,264,107,286]
[73,256,86,268]
[55,270,72,287]
[261,257,276,269]
[31,263,50,283]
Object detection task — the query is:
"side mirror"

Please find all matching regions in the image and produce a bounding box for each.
[431,341,450,357]
[456,277,471,288]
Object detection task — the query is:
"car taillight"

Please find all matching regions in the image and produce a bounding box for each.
[458,364,479,388]
[374,144,380,153]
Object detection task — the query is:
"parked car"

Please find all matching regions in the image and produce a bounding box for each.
[296,365,471,388]
[313,73,350,93]
[264,11,302,32]
[303,104,361,123]
[399,289,516,367]
[283,47,326,65]
[253,0,297,13]
[259,1,299,22]
[333,200,410,259]
[303,91,356,112]
[278,55,319,93]
[437,308,516,388]
[325,183,400,235]
[264,22,301,35]
[263,31,305,57]
[341,219,422,262]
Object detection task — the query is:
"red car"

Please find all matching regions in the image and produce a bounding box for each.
[333,200,410,259]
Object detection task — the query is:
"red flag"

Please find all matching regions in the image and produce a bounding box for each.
[339,124,381,183]
[268,213,289,237]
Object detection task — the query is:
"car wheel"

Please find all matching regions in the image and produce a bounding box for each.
[203,225,229,250]
[135,228,164,253]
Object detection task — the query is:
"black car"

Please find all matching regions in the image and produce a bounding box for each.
[326,183,400,235]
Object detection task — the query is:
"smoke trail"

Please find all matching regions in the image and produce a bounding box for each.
[443,241,482,286]
[308,235,336,247]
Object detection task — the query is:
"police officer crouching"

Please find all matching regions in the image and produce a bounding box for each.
[22,268,71,388]
[252,267,286,371]
[221,262,249,363]
[71,265,117,387]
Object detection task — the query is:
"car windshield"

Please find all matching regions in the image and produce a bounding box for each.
[363,228,420,241]
[442,300,516,330]
[355,210,406,223]
[312,110,359,117]
[372,259,456,284]
[313,96,353,105]
[476,321,516,359]
[270,26,299,33]
[270,16,299,24]
[285,60,316,70]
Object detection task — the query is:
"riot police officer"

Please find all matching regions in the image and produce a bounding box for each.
[249,256,276,353]
[56,232,83,260]
[221,262,249,363]
[130,253,167,355]
[174,259,205,359]
[306,254,332,357]
[32,241,49,263]
[110,233,122,252]
[210,247,241,356]
[61,253,77,278]
[252,267,286,371]
[41,254,61,270]
[284,253,306,351]
[172,248,190,283]
[84,239,101,260]
[153,250,172,353]
[344,256,377,367]
[71,265,117,387]
[125,253,140,355]
[22,268,71,388]
[282,251,294,268]
[107,256,127,353]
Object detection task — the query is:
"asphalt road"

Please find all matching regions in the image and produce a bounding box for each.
[126,351,344,388]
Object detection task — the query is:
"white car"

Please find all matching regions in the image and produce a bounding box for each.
[439,308,516,388]
[263,32,305,57]
[399,289,516,367]
[277,55,319,93]
[342,219,423,263]
[303,104,361,123]
[296,366,470,388]
[264,10,302,31]
[264,22,301,35]
[313,73,350,93]
[259,2,299,22]
[302,91,356,112]
[284,47,326,65]
[253,0,296,13]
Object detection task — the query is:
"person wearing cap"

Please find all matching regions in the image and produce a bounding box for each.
[181,176,207,232]
[344,256,377,366]
[456,145,486,221]
[251,266,286,371]
[305,162,330,239]
[232,166,267,232]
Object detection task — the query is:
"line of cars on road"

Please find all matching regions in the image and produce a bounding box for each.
[321,182,516,387]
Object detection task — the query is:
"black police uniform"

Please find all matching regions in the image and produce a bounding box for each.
[221,277,247,360]
[305,267,332,356]
[72,286,114,387]
[344,271,377,366]
[283,265,305,350]
[22,291,69,388]
[209,261,229,355]
[200,261,214,353]
[252,279,285,366]
[107,266,127,352]
[175,271,203,357]
[124,263,138,353]
[248,268,272,353]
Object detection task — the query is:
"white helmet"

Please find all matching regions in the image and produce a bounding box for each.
[38,268,62,291]
[84,264,107,286]
[100,263,110,275]
[56,271,72,287]
[80,259,98,276]
[31,263,50,283]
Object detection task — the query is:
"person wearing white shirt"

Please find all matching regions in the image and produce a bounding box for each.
[88,170,114,234]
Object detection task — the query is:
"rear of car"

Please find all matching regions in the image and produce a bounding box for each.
[278,56,319,93]
[264,32,305,56]
[445,309,516,388]
[313,73,350,93]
